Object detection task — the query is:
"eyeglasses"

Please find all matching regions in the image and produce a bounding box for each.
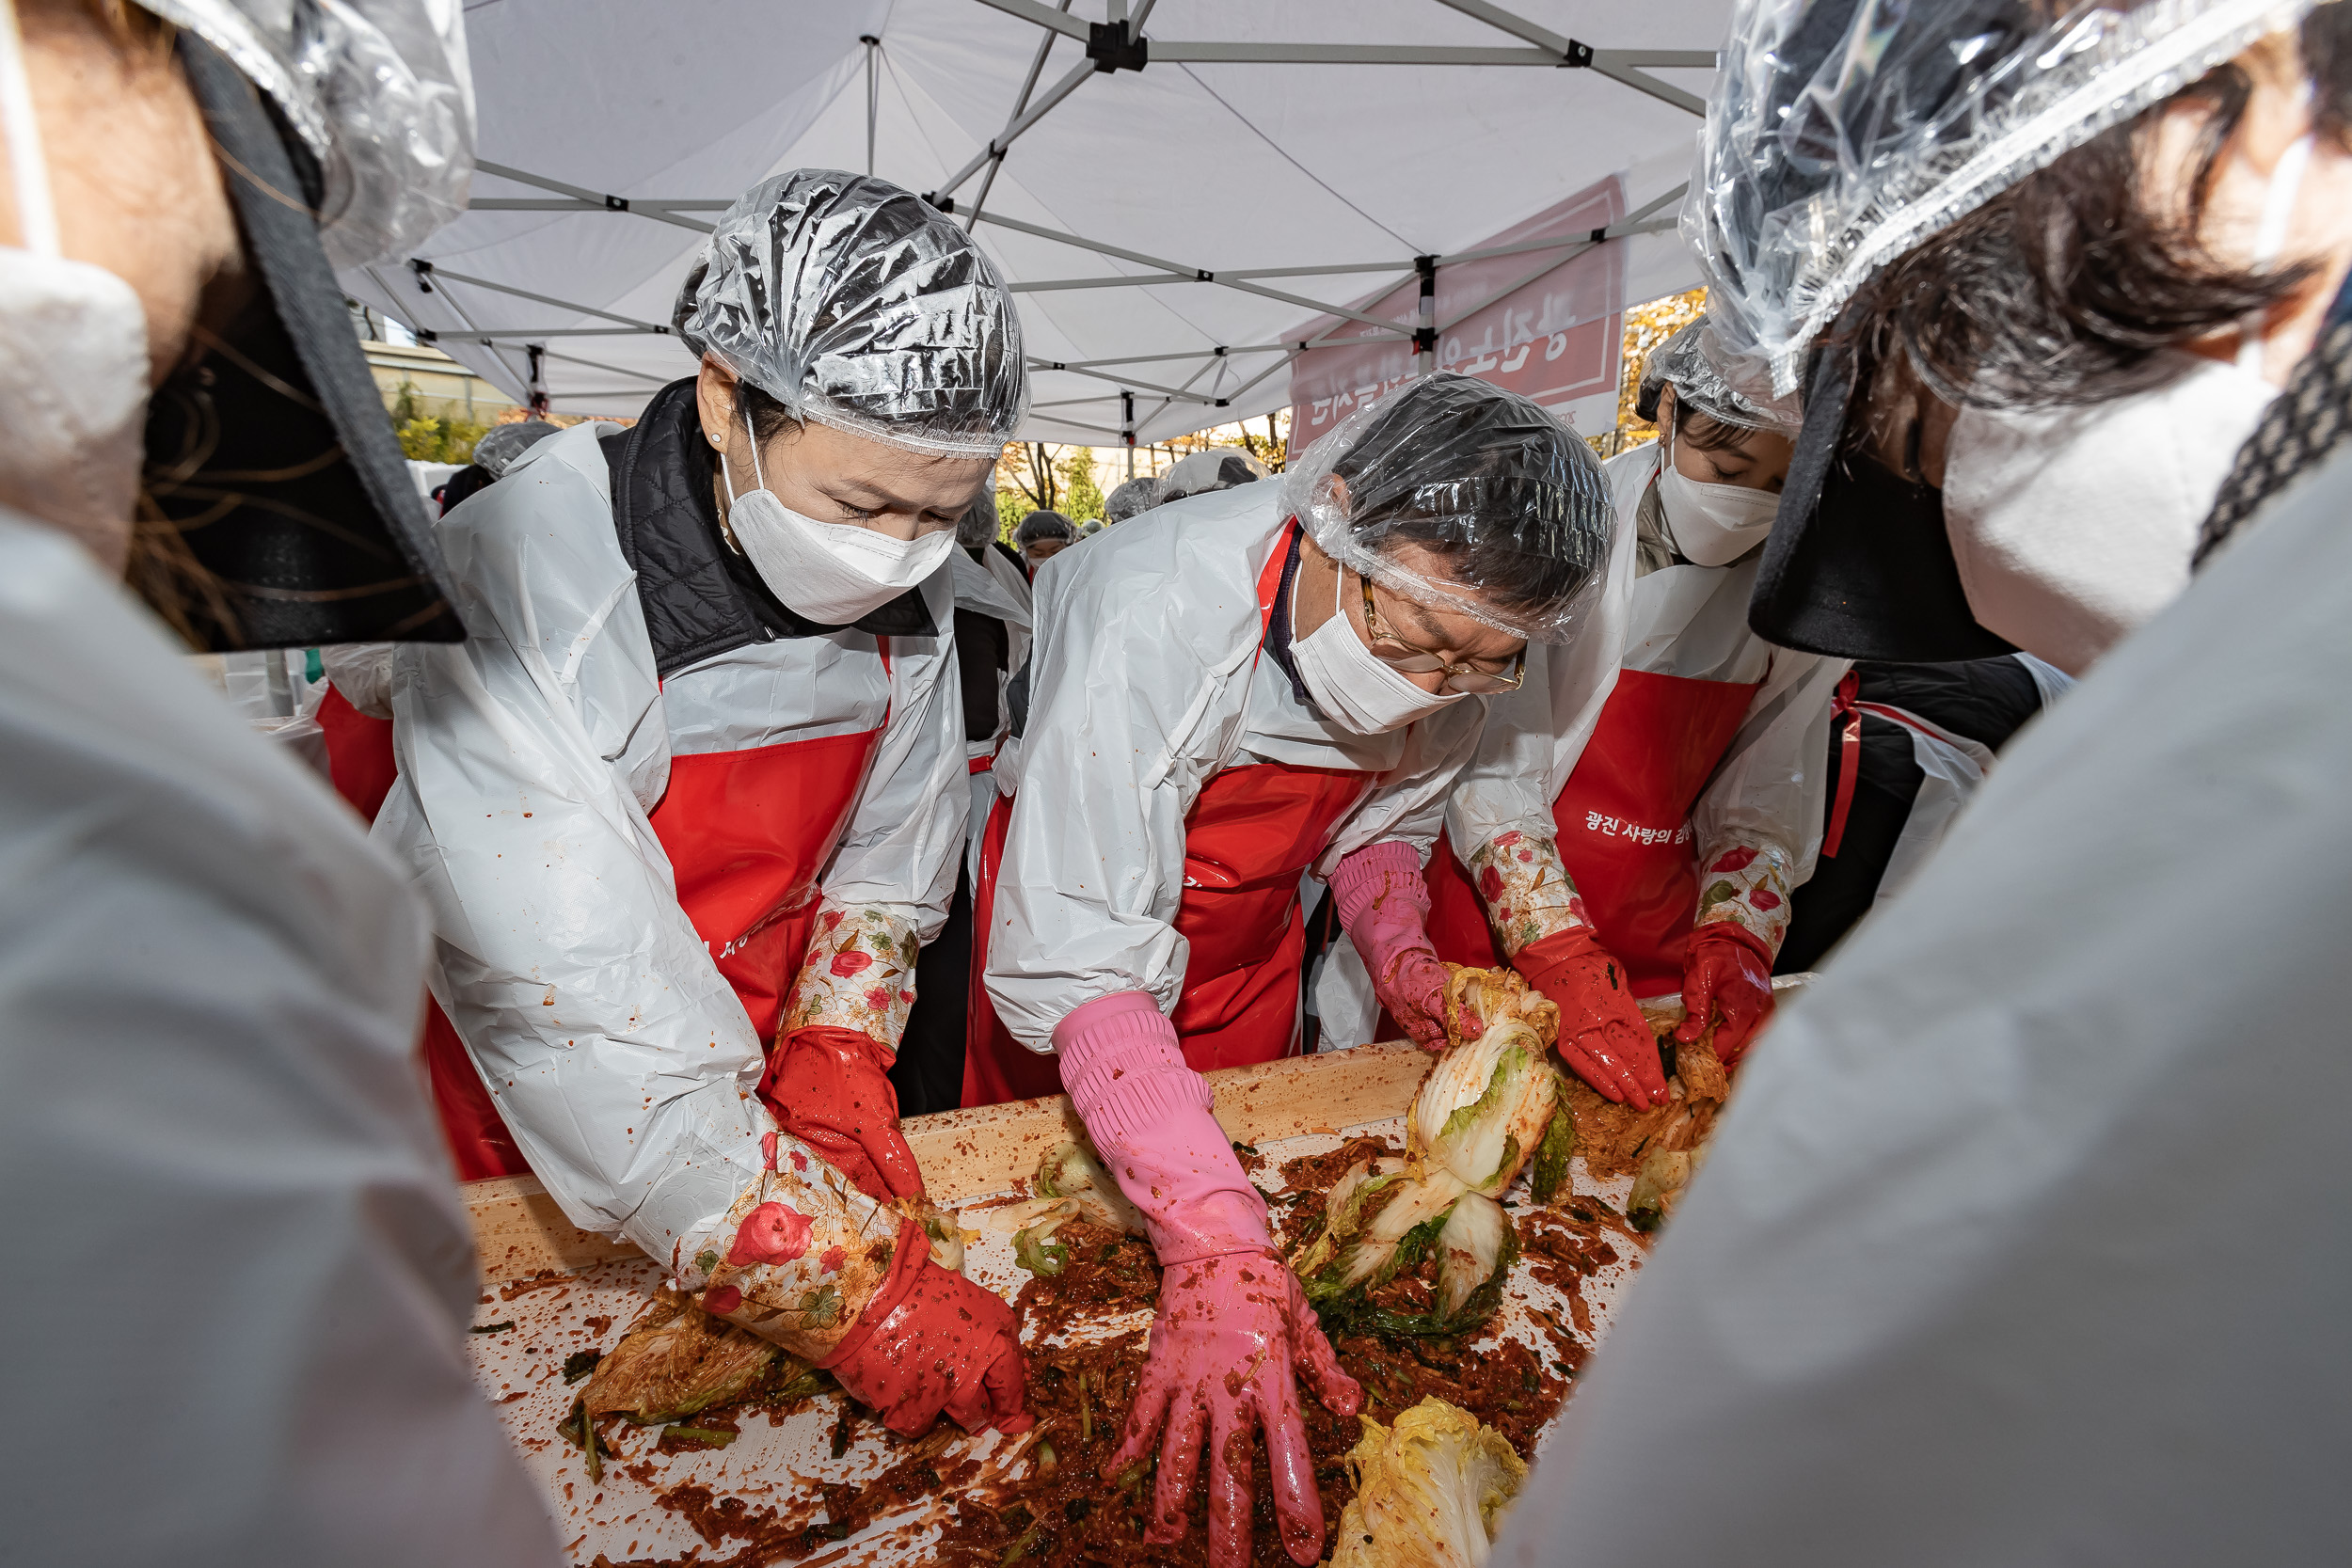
[1359,573,1526,694]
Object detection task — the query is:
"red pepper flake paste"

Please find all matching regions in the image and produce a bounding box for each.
[727,1202,812,1267]
[498,1268,575,1302]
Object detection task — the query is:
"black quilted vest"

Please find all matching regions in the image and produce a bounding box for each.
[602,377,934,678]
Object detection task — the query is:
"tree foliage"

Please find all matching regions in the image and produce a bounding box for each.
[1058,447,1104,522]
[389,380,490,464]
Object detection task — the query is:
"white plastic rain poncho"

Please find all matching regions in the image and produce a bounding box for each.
[377,415,962,1272]
[1492,438,2352,1568]
[949,540,1032,871]
[977,376,1617,1091]
[981,484,1488,1048]
[1441,436,1846,986]
[0,510,555,1561]
[377,171,1015,1289]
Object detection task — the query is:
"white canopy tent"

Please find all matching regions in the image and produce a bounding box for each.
[344,0,1727,449]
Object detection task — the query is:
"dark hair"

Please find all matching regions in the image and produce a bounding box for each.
[1329,376,1607,624]
[740,381,804,446]
[1666,387,1766,456]
[1842,8,2352,434]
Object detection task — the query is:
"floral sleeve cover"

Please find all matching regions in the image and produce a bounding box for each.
[692,1127,904,1362]
[782,896,921,1053]
[1466,831,1592,958]
[1692,837,1795,955]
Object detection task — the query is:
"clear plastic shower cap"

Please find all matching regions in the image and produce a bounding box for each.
[470,420,560,479]
[1636,319,1801,434]
[138,0,475,267]
[674,170,1027,459]
[1104,475,1167,522]
[1686,0,2318,396]
[1279,372,1613,644]
[1162,445,1271,501]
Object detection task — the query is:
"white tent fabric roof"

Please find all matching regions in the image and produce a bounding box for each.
[344,1,1726,447]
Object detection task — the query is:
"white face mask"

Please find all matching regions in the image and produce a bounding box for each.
[0,0,151,570]
[719,404,956,625]
[1943,354,2276,675]
[1654,424,1779,567]
[1289,549,1468,736]
[1940,119,2311,675]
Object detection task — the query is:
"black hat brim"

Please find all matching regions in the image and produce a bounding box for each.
[138,35,465,651]
[1747,333,2017,663]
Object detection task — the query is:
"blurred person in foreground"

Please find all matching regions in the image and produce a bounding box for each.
[1497,3,2352,1563]
[0,0,556,1558]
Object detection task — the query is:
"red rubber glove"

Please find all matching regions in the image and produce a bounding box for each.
[766,1025,924,1204]
[1328,840,1448,1051]
[1515,927,1668,1107]
[817,1217,1032,1437]
[1110,1254,1361,1566]
[1677,923,1776,1067]
[1058,993,1362,1567]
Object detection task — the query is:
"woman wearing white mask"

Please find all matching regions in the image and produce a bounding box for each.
[967,374,1616,1568]
[377,170,1032,1438]
[1426,321,1846,1103]
[1484,5,2352,1564]
[1708,5,2352,675]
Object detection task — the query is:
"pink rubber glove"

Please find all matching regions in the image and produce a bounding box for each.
[1057,993,1362,1567]
[1328,839,1449,1051]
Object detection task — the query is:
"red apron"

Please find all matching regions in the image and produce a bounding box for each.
[1427,667,1760,996]
[960,524,1371,1107]
[318,661,886,1179]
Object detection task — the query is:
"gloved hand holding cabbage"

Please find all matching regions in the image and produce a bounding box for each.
[1290,966,1574,1337]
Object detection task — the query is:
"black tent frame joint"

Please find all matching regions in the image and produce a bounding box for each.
[1561,39,1595,69]
[1089,20,1148,73]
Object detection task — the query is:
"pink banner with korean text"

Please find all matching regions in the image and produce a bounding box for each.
[1286,175,1627,457]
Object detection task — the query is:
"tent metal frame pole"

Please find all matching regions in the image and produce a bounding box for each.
[1035,417,1133,439]
[1029,358,1223,404]
[1009,272,1194,293]
[1431,206,1683,335]
[969,208,1413,335]
[540,347,675,382]
[473,160,716,232]
[1428,0,1709,115]
[964,0,1073,230]
[364,261,535,396]
[1217,347,1299,406]
[410,261,672,335]
[966,0,1711,114]
[862,35,880,175]
[426,327,668,341]
[469,197,729,213]
[1035,343,1298,370]
[931,55,1096,198]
